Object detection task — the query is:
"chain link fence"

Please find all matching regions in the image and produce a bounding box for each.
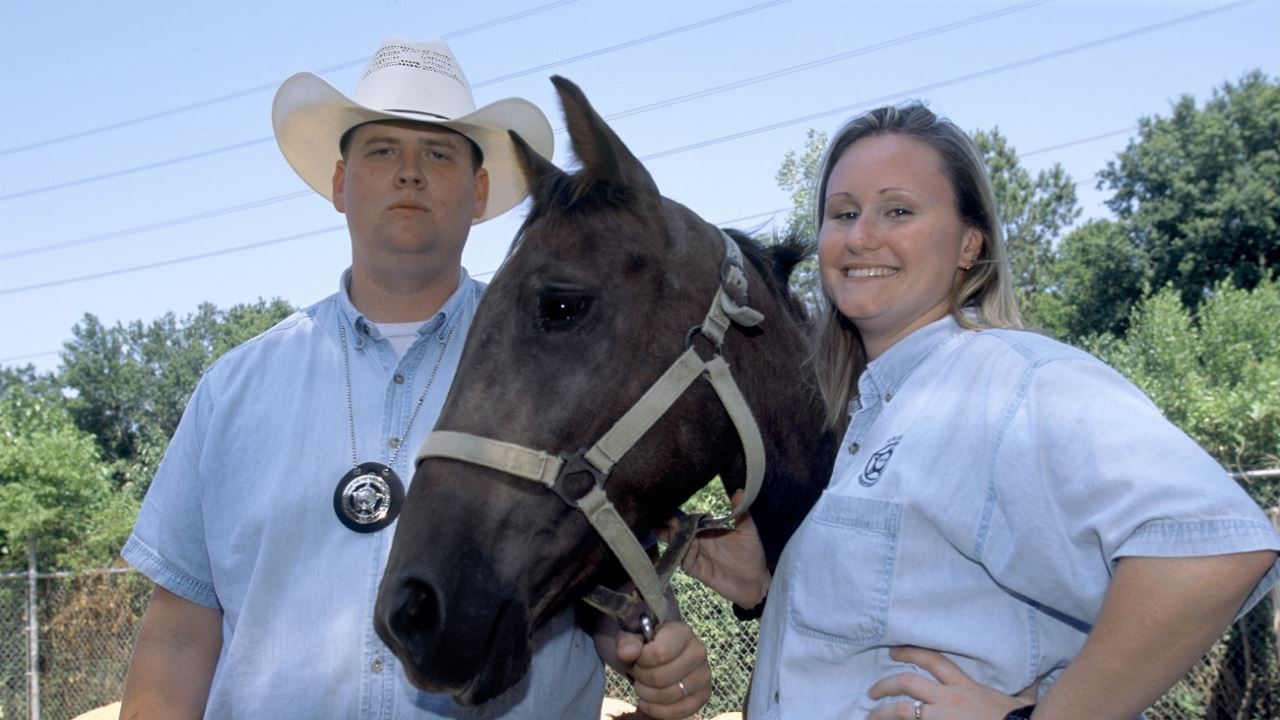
[0,569,150,720]
[2,479,1276,719]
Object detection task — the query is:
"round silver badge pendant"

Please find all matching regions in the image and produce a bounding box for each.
[334,462,404,533]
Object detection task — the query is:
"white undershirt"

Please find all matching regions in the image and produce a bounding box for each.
[371,320,427,361]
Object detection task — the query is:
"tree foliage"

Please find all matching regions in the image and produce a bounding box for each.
[972,128,1081,304]
[773,128,828,313]
[1087,277,1280,473]
[1036,219,1145,340]
[1100,70,1280,310]
[60,298,294,492]
[0,298,294,569]
[0,385,132,570]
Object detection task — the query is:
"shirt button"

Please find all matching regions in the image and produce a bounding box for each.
[884,392,893,403]
[393,373,405,384]
[848,442,860,454]
[371,658,384,673]
[389,437,402,449]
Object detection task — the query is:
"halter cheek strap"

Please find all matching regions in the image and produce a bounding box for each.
[415,230,767,634]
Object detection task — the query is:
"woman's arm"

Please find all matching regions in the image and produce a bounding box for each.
[868,551,1276,720]
[120,585,222,720]
[1031,551,1275,719]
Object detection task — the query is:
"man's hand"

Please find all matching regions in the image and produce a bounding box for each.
[615,621,711,719]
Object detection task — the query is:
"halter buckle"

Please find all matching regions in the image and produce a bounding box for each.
[549,450,609,508]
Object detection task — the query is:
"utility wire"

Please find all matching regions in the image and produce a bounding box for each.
[0,191,312,261]
[0,226,346,297]
[638,0,1260,161]
[0,0,792,202]
[473,0,792,87]
[2,0,1049,257]
[0,119,1131,299]
[586,0,1054,128]
[0,0,1258,296]
[0,0,584,157]
[5,0,1045,258]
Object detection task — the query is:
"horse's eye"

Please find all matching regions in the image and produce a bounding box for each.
[536,293,592,331]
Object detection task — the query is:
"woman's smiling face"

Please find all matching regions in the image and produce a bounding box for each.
[818,133,983,359]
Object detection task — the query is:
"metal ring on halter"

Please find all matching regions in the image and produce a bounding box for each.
[639,613,656,643]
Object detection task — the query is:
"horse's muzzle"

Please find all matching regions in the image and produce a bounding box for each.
[374,559,533,705]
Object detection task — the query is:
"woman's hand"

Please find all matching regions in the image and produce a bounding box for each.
[678,490,771,608]
[866,646,1037,720]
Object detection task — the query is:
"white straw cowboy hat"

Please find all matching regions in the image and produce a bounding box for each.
[272,37,553,223]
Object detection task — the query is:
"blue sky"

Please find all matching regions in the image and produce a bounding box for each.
[2,0,1277,375]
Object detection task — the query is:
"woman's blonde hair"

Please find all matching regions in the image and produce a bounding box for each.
[812,102,1023,428]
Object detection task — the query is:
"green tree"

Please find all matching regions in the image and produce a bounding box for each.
[773,128,828,313]
[1038,219,1145,340]
[1087,277,1280,473]
[60,298,294,492]
[1099,70,1280,310]
[0,385,132,570]
[972,128,1081,311]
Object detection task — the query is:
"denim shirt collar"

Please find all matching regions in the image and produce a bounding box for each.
[336,267,476,348]
[858,314,965,407]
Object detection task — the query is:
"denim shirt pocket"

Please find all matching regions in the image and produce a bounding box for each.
[787,492,901,647]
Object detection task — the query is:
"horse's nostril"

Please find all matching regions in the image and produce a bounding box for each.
[392,579,442,659]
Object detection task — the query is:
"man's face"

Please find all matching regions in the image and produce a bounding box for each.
[332,121,489,265]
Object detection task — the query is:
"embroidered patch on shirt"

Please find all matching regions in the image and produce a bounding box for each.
[860,435,903,487]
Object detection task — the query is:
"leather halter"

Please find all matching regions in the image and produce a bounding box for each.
[414,230,768,637]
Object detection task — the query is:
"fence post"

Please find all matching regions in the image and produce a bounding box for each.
[27,533,40,720]
[1271,507,1280,669]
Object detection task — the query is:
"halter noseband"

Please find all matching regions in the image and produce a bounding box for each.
[414,230,767,638]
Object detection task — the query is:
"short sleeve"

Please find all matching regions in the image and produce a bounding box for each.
[983,355,1280,622]
[121,373,220,609]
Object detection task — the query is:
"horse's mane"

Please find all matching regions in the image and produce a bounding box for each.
[724,228,814,326]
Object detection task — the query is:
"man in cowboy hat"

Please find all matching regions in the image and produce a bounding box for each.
[118,38,710,720]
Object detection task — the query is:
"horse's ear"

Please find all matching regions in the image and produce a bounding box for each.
[551,75,658,196]
[509,129,563,194]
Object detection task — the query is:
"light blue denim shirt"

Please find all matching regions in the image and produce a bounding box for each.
[749,315,1280,719]
[123,270,604,719]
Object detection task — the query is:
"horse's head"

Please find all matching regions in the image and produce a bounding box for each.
[374,76,835,704]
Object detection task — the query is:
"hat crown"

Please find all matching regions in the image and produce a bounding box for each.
[354,39,476,121]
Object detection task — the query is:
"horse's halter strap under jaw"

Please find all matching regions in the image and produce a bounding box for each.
[415,230,767,636]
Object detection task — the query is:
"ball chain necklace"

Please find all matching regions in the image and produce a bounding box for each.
[333,312,459,533]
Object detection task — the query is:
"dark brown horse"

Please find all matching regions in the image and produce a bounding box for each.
[374,76,837,704]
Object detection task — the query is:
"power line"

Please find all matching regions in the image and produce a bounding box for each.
[475,0,792,87]
[0,191,312,261]
[1020,126,1136,157]
[639,0,1260,161]
[0,120,1134,297]
[589,0,1054,127]
[0,0,585,157]
[0,350,60,364]
[0,0,793,202]
[6,0,1049,258]
[0,0,1259,297]
[0,226,346,297]
[0,137,275,202]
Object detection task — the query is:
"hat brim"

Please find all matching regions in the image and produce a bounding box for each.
[272,72,553,224]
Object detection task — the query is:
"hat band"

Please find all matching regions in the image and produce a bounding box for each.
[383,108,452,121]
